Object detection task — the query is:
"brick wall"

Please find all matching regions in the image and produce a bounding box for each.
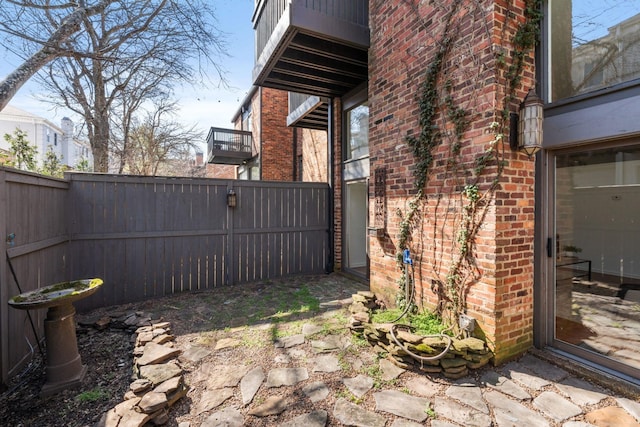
[250,91,261,157]
[206,164,236,179]
[260,88,294,181]
[367,0,536,364]
[296,128,328,182]
[332,98,343,271]
[220,88,324,183]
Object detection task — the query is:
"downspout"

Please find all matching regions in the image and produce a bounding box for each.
[326,99,335,273]
[292,127,298,180]
[259,87,263,181]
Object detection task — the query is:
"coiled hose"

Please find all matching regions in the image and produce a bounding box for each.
[387,259,453,363]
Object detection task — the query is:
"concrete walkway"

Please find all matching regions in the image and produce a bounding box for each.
[163,279,640,427]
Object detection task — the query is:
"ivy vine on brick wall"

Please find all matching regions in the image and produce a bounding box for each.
[396,0,542,333]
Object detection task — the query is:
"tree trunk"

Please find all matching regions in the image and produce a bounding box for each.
[92,65,110,173]
[92,120,110,173]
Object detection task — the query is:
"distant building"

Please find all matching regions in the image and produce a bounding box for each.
[0,105,93,170]
[207,85,328,183]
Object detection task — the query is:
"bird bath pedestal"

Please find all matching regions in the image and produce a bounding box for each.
[8,278,103,397]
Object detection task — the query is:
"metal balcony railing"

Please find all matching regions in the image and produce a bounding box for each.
[253,0,368,64]
[254,0,287,62]
[206,127,253,164]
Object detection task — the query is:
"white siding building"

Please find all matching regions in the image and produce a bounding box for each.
[0,105,93,170]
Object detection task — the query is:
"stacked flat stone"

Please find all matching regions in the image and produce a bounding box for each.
[78,310,159,332]
[96,319,188,427]
[348,294,493,380]
[347,291,379,332]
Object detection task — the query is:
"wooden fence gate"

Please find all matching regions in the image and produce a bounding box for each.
[0,169,330,387]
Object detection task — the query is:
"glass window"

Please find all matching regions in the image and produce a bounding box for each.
[549,1,640,102]
[238,166,248,180]
[345,103,369,160]
[554,144,640,371]
[345,180,368,272]
[238,158,260,180]
[242,105,252,132]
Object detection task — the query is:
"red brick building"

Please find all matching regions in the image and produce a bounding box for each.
[250,0,640,385]
[207,86,327,183]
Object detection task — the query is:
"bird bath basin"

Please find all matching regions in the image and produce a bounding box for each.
[8,278,103,396]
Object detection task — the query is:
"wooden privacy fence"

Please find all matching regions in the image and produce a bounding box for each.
[0,168,330,386]
[0,168,70,388]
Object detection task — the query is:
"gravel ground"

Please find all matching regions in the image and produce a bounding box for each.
[0,326,133,427]
[5,274,631,427]
[0,274,369,426]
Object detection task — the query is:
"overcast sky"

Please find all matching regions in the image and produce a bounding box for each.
[0,0,255,153]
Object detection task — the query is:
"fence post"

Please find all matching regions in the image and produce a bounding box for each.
[0,169,8,388]
[226,181,236,286]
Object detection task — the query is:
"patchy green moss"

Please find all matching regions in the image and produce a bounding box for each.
[41,280,92,294]
[371,308,447,336]
[10,278,102,304]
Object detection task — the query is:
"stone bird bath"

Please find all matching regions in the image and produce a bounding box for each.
[8,278,103,396]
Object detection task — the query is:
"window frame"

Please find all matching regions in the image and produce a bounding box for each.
[543,0,640,107]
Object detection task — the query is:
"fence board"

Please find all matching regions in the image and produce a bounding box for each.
[195,236,205,290]
[1,169,70,384]
[0,171,7,385]
[270,232,279,277]
[165,236,176,295]
[1,171,329,387]
[223,233,229,285]
[181,235,191,292]
[127,238,146,302]
[148,236,163,297]
[114,181,126,232]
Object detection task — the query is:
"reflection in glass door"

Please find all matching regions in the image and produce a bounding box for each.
[554,144,640,374]
[345,181,368,275]
[343,100,369,278]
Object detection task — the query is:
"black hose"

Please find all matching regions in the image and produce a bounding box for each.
[5,252,45,358]
[389,323,453,362]
[3,336,42,396]
[388,262,416,324]
[388,259,452,362]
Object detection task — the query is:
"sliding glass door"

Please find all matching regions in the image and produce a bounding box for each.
[553,143,640,377]
[342,97,369,278]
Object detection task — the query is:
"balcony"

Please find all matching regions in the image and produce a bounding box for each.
[253,0,369,98]
[287,92,329,129]
[207,127,253,165]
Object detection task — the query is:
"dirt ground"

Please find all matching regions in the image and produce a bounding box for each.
[0,274,371,426]
[2,274,638,427]
[0,326,133,426]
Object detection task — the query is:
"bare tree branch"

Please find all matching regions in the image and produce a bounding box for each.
[0,0,112,111]
[0,0,228,171]
[119,98,202,176]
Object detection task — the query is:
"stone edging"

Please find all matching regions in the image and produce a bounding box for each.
[347,291,494,379]
[90,313,188,427]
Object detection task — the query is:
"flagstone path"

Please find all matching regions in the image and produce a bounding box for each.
[85,274,640,426]
[186,325,640,427]
[170,282,640,426]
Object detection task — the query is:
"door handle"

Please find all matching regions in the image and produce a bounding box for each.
[547,237,553,258]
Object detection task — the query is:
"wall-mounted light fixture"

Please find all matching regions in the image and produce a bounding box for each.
[227,189,237,208]
[510,88,543,157]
